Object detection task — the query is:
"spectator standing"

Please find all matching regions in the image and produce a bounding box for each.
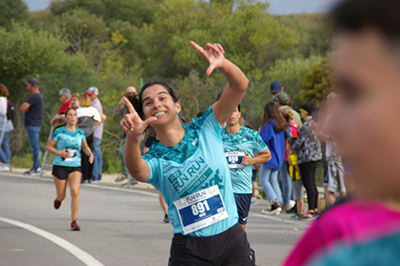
[259,102,287,215]
[113,86,137,183]
[270,81,298,113]
[50,88,73,126]
[291,101,322,217]
[274,92,302,127]
[87,87,107,183]
[0,84,14,167]
[270,81,284,97]
[286,137,305,219]
[72,93,102,183]
[20,78,44,175]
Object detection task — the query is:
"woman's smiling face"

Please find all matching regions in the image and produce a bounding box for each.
[141,84,181,126]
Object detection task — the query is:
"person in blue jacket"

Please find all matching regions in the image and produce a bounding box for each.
[259,102,287,215]
[120,41,255,265]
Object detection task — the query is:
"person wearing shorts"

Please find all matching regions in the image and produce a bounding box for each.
[121,41,256,265]
[46,108,93,231]
[222,105,270,230]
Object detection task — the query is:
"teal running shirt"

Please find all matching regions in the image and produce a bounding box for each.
[143,106,238,237]
[51,126,86,167]
[222,126,268,194]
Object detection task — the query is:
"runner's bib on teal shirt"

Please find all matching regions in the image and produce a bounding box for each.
[222,126,268,194]
[51,126,86,167]
[143,106,238,237]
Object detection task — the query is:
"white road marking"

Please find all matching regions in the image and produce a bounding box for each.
[250,213,309,228]
[6,173,159,197]
[0,217,104,266]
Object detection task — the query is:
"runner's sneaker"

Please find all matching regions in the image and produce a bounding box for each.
[251,197,257,205]
[290,214,300,220]
[261,203,282,215]
[115,174,127,182]
[286,204,297,214]
[163,214,170,223]
[24,168,40,175]
[71,220,80,231]
[299,211,317,220]
[0,165,10,171]
[54,199,61,210]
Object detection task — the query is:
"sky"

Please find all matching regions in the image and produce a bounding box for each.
[25,0,337,14]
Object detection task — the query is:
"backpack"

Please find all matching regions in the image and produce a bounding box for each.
[7,99,15,120]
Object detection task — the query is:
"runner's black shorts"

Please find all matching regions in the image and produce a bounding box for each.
[168,223,256,266]
[234,193,252,225]
[52,165,81,180]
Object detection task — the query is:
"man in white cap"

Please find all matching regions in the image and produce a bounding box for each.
[87,87,107,183]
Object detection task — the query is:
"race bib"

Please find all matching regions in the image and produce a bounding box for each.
[65,149,79,162]
[225,151,245,169]
[174,185,228,235]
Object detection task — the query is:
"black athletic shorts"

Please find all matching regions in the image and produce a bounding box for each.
[168,223,255,266]
[52,165,81,180]
[234,193,252,225]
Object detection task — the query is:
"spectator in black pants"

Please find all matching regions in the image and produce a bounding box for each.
[291,102,322,218]
[71,93,103,183]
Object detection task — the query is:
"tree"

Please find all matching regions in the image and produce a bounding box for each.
[49,0,163,27]
[277,13,333,58]
[0,24,95,155]
[265,55,325,95]
[128,0,300,79]
[293,59,333,108]
[0,0,29,30]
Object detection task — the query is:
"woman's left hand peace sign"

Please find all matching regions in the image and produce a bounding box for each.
[190,41,225,76]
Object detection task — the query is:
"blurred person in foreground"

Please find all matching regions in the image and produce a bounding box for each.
[50,88,73,126]
[313,92,347,208]
[283,0,400,265]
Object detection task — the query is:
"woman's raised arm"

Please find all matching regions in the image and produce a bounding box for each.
[190,41,249,125]
[121,98,157,182]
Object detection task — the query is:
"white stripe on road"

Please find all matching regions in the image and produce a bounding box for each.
[0,217,104,266]
[89,185,158,197]
[250,213,309,228]
[5,173,159,197]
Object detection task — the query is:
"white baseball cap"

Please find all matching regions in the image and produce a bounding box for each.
[86,87,99,96]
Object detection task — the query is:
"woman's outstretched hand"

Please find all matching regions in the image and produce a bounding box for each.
[120,97,157,137]
[190,41,225,76]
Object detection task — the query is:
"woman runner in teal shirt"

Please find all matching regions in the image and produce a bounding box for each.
[121,41,254,265]
[46,108,94,231]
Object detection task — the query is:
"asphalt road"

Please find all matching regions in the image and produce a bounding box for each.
[0,173,309,266]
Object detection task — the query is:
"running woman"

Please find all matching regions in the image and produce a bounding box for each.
[121,41,255,265]
[46,108,94,231]
[222,105,271,230]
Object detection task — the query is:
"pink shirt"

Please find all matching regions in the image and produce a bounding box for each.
[283,200,400,266]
